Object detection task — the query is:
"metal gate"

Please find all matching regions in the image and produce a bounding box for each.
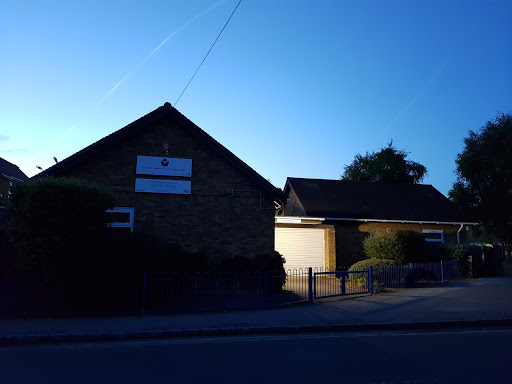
[313,269,372,299]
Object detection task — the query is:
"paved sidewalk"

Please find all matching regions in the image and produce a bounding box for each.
[2,267,512,345]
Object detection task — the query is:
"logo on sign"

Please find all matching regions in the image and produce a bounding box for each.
[161,159,169,167]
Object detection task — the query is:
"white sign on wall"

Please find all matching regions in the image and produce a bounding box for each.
[275,217,302,224]
[135,178,191,194]
[136,156,192,177]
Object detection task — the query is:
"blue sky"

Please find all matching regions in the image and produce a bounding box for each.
[1,0,511,196]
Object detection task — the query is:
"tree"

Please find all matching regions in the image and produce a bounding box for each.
[449,113,512,247]
[341,142,427,184]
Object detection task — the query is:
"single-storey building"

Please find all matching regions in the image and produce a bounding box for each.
[275,177,478,270]
[37,102,284,262]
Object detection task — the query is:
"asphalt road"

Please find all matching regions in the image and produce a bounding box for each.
[0,327,509,383]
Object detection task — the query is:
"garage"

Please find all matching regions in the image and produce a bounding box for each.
[275,216,328,271]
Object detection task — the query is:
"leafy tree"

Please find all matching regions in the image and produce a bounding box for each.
[342,142,427,184]
[449,113,512,247]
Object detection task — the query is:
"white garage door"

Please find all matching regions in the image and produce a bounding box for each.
[275,227,325,271]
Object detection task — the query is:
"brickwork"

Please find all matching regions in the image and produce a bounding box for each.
[332,221,467,268]
[53,114,276,262]
[324,225,336,269]
[281,188,306,216]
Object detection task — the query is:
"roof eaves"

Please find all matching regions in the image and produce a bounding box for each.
[33,103,283,199]
[168,106,283,198]
[36,105,170,178]
[284,178,309,214]
[323,217,479,225]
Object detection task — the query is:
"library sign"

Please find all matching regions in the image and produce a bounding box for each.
[136,156,192,177]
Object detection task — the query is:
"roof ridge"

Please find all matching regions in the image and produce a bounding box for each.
[36,103,283,198]
[287,177,433,188]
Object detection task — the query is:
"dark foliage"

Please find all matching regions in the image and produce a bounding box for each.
[449,113,512,246]
[7,177,115,279]
[394,230,430,263]
[342,142,427,184]
[215,252,286,290]
[216,251,285,273]
[3,177,286,315]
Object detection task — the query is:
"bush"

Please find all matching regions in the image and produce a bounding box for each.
[348,258,398,271]
[394,230,429,263]
[364,230,452,264]
[446,245,472,278]
[215,252,286,291]
[216,251,285,273]
[363,232,406,262]
[8,177,115,279]
[348,258,398,291]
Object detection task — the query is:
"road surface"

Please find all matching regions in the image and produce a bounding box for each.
[0,327,508,383]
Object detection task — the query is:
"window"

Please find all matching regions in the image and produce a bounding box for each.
[421,229,444,243]
[106,207,134,232]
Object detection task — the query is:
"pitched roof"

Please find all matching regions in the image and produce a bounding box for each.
[285,177,473,223]
[0,157,28,181]
[37,102,283,198]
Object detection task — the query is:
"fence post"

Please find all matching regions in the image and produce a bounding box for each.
[263,272,268,307]
[308,267,313,302]
[341,273,346,295]
[368,266,374,295]
[441,260,444,282]
[141,272,147,315]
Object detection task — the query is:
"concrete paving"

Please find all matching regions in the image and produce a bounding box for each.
[2,265,512,344]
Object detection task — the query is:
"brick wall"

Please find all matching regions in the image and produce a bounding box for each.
[281,188,306,216]
[324,225,336,269]
[332,221,467,268]
[54,115,276,262]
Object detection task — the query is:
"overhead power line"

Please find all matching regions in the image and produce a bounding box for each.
[174,0,243,106]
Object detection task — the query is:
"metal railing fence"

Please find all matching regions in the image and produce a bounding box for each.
[0,260,463,317]
[372,260,460,289]
[141,270,304,313]
[314,270,371,299]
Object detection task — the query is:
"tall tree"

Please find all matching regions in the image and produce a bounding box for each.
[449,113,512,246]
[341,142,427,184]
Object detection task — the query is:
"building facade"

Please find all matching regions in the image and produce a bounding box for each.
[39,103,283,262]
[276,177,477,269]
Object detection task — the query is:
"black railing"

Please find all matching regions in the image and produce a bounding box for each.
[372,260,460,289]
[141,270,297,313]
[0,260,464,317]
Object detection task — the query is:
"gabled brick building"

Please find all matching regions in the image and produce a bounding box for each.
[38,103,283,261]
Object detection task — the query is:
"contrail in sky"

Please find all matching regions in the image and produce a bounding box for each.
[49,125,75,152]
[385,62,447,131]
[98,0,225,105]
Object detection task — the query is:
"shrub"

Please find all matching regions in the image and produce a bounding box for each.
[363,231,406,262]
[373,280,386,293]
[348,258,398,271]
[446,245,472,278]
[215,251,285,273]
[8,177,115,279]
[364,230,453,264]
[394,230,428,263]
[348,258,398,291]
